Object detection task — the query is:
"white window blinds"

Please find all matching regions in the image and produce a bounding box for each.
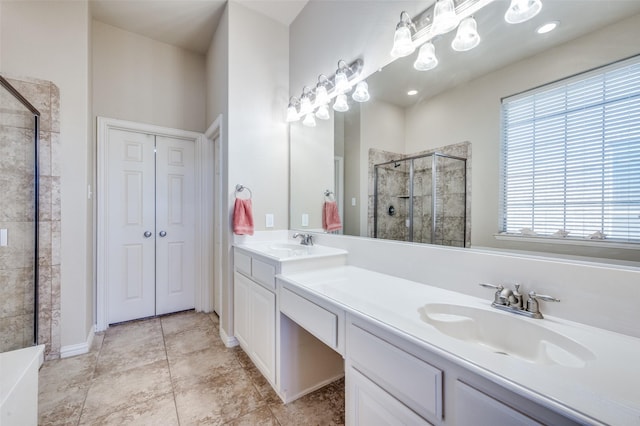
[500,57,640,242]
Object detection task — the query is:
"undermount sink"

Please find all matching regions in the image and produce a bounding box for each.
[418,303,595,368]
[266,243,309,257]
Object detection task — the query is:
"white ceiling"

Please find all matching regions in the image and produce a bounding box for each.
[90,0,308,54]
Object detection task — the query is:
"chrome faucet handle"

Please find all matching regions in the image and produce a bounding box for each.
[292,232,312,246]
[526,291,560,319]
[479,283,504,305]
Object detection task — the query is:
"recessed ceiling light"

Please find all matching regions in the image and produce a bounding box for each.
[536,21,559,35]
[407,90,418,96]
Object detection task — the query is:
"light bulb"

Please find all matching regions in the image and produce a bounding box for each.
[414,42,438,71]
[299,95,312,115]
[315,104,330,120]
[505,0,542,24]
[452,17,480,52]
[352,81,370,103]
[390,23,415,58]
[315,84,329,106]
[432,0,458,35]
[286,105,299,122]
[333,94,349,112]
[334,69,350,94]
[302,112,316,127]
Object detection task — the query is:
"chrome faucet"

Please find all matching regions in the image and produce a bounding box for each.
[292,232,313,246]
[479,283,559,319]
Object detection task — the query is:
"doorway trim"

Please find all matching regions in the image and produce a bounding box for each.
[204,115,223,316]
[96,117,209,332]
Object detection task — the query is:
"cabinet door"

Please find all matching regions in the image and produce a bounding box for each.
[455,381,543,426]
[250,282,276,383]
[347,367,432,426]
[233,272,251,349]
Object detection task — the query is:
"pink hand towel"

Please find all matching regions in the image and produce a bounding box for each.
[233,198,254,235]
[322,201,342,232]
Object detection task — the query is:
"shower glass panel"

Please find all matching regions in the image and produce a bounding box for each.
[374,152,466,247]
[0,76,39,352]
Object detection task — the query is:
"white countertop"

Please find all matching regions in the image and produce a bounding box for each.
[235,241,348,262]
[278,265,640,425]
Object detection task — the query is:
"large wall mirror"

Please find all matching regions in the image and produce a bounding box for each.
[290,0,640,261]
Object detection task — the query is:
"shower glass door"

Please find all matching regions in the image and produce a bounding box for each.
[0,76,39,352]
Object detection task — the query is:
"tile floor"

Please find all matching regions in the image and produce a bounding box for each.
[38,311,345,425]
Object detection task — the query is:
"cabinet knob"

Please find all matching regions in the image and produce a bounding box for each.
[159,231,167,237]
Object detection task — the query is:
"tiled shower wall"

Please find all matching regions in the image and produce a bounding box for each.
[368,142,471,248]
[0,76,61,359]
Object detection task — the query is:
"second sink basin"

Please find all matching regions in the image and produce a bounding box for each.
[267,243,309,257]
[418,303,595,368]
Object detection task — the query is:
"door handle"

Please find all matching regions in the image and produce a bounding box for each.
[159,231,167,237]
[144,231,152,238]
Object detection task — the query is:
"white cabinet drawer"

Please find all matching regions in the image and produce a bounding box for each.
[280,287,338,349]
[348,367,432,426]
[252,258,276,290]
[348,323,443,421]
[235,251,252,276]
[455,381,543,426]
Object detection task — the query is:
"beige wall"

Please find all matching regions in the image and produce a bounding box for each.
[207,2,289,340]
[1,0,92,348]
[92,20,206,133]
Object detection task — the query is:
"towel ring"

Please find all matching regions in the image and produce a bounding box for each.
[324,189,335,201]
[235,184,252,199]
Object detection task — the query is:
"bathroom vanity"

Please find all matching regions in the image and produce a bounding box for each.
[234,240,640,425]
[233,242,347,401]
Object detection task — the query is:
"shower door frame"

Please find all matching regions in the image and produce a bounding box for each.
[0,75,41,347]
[373,152,467,245]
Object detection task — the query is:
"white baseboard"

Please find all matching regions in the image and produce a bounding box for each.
[60,325,95,358]
[219,327,239,348]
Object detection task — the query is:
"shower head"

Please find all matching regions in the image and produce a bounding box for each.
[394,162,401,168]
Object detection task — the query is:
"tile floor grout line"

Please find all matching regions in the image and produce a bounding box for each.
[160,316,182,426]
[75,333,103,426]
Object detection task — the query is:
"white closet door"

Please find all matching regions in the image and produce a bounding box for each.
[155,135,196,315]
[107,129,156,324]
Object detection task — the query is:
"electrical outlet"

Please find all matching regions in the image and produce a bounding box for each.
[302,214,309,227]
[352,197,357,206]
[0,229,7,247]
[265,214,274,228]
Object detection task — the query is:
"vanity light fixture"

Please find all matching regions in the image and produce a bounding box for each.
[414,42,439,71]
[286,97,300,122]
[431,0,459,35]
[302,112,317,127]
[315,104,330,120]
[452,16,481,51]
[536,21,558,34]
[504,0,543,24]
[352,81,370,102]
[391,11,416,58]
[286,58,365,125]
[333,93,349,112]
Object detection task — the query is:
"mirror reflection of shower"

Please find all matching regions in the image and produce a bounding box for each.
[373,152,468,247]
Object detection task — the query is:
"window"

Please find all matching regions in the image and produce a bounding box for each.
[500,57,640,243]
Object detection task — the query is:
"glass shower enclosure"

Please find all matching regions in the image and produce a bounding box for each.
[374,152,467,247]
[0,76,40,352]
